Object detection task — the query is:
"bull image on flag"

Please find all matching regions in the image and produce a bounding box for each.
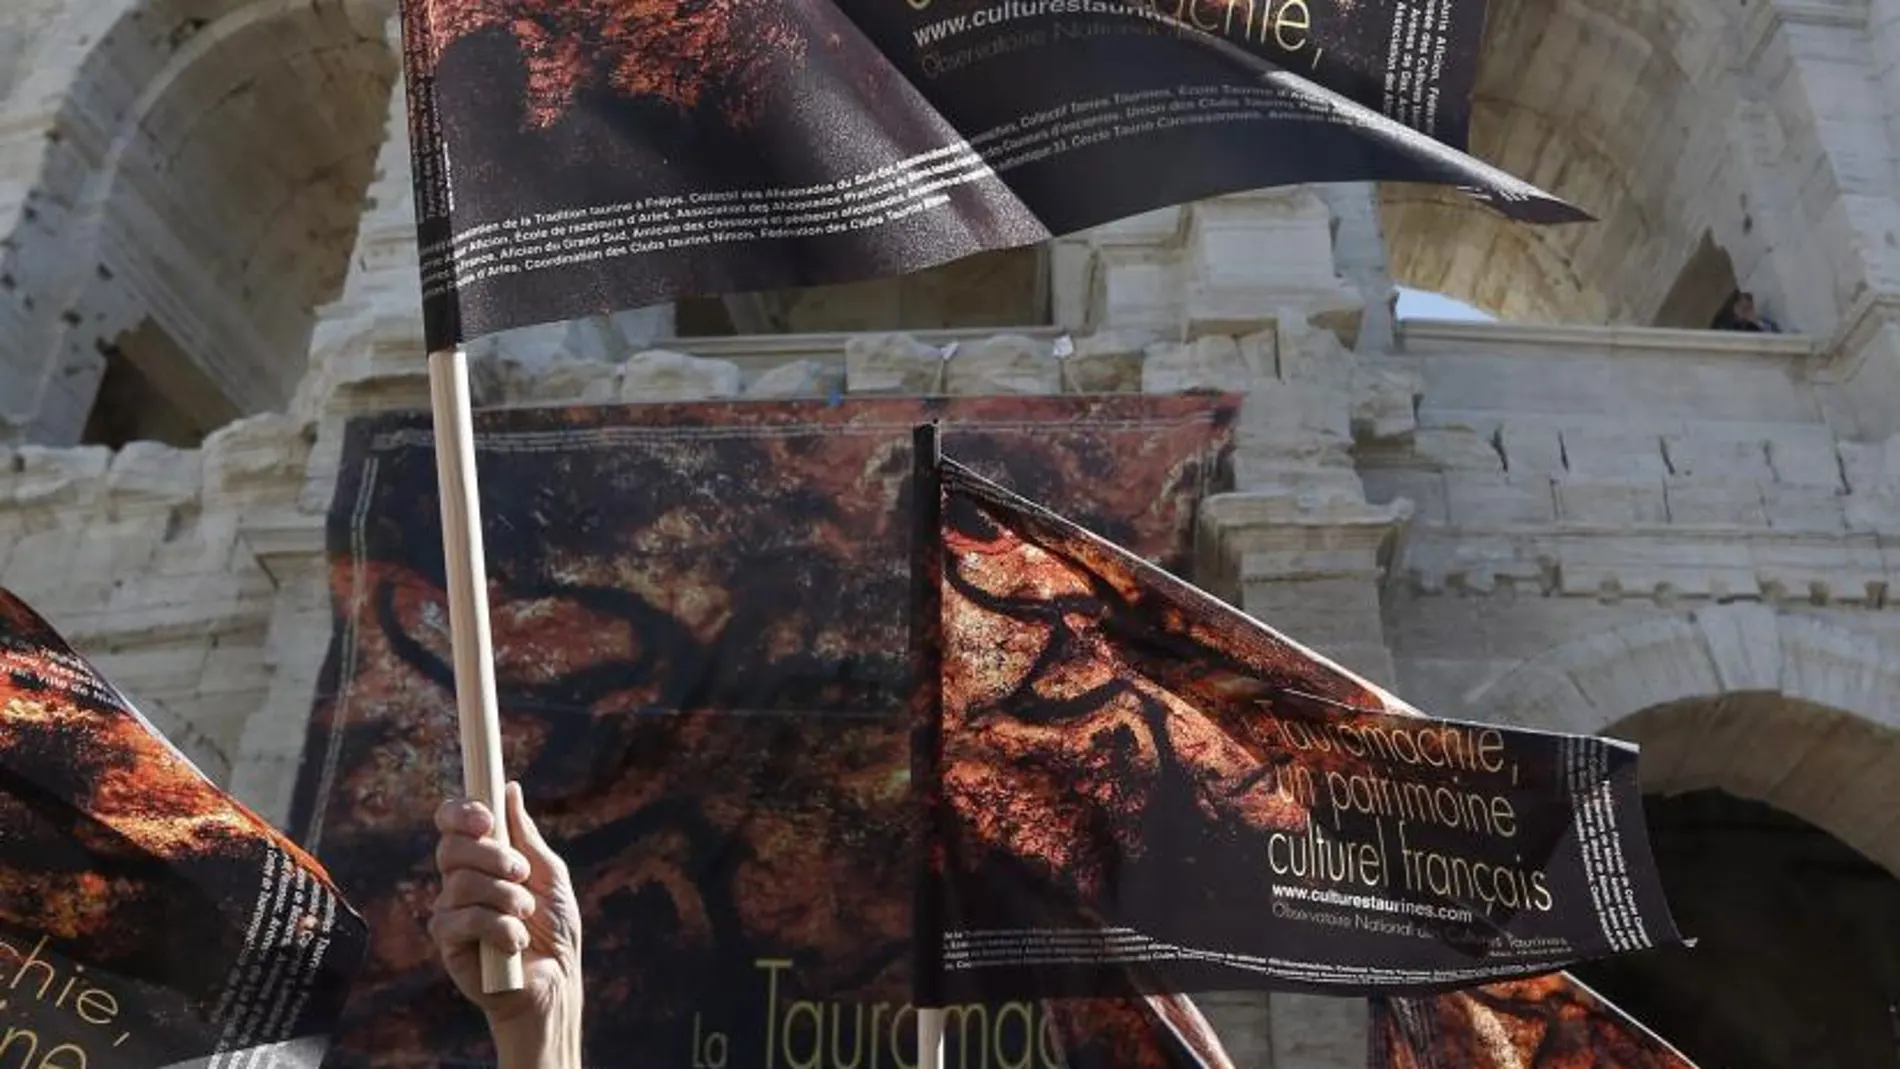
[0,589,369,1069]
[907,423,1702,1068]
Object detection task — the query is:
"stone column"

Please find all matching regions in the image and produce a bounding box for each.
[1314,183,1398,355]
[1195,481,1408,1068]
[0,6,98,441]
[1743,0,1900,440]
[1177,298,1415,1068]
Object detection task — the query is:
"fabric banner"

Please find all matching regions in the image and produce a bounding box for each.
[1371,975,1700,1069]
[398,0,1586,350]
[288,396,1241,1069]
[915,454,1684,1002]
[0,590,368,1068]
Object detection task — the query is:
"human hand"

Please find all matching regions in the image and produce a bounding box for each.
[431,781,584,1068]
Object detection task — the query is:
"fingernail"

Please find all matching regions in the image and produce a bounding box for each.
[509,853,529,879]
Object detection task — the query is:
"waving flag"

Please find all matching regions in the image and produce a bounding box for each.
[396,0,1588,349]
[1373,975,1701,1069]
[909,425,1682,1006]
[0,589,368,1068]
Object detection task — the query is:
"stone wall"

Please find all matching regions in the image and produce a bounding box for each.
[0,414,311,783]
[3,0,1900,1064]
[0,0,397,445]
[10,310,1900,1069]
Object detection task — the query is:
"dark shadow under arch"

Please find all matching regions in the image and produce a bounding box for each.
[1571,788,1900,1069]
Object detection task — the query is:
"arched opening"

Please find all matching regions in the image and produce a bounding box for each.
[673,245,1049,335]
[1377,0,1746,327]
[1394,287,1494,323]
[8,0,396,445]
[1573,695,1900,1068]
[82,318,240,448]
[1573,789,1900,1069]
[1651,231,1743,330]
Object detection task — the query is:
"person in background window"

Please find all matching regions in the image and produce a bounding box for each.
[1711,290,1782,332]
[432,783,586,1069]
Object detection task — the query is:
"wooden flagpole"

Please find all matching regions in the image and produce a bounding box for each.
[428,346,526,994]
[918,1008,946,1069]
[911,423,946,1069]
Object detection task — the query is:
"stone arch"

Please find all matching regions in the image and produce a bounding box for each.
[1,0,397,444]
[1466,605,1900,872]
[0,0,67,103]
[1467,607,1900,1066]
[1376,0,1759,327]
[1574,788,1900,1069]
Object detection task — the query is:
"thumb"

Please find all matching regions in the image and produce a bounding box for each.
[505,780,562,872]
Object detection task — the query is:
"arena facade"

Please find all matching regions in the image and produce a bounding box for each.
[3,0,1900,1064]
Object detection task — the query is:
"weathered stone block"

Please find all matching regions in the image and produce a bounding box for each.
[1766,428,1847,488]
[944,334,1060,394]
[747,358,841,398]
[91,639,214,695]
[66,515,174,581]
[2,527,85,600]
[1664,478,1769,525]
[1693,602,1784,692]
[1661,431,1772,482]
[1092,252,1179,335]
[1047,238,1094,329]
[845,333,941,394]
[1498,422,1567,473]
[594,305,674,358]
[1413,426,1503,472]
[1844,490,1900,532]
[149,511,242,576]
[1559,426,1670,478]
[1554,475,1669,525]
[1240,576,1385,650]
[1350,363,1422,443]
[1444,472,1556,526]
[1181,190,1367,343]
[1837,435,1900,493]
[7,444,109,509]
[1192,993,1271,1069]
[1141,336,1247,393]
[514,356,622,403]
[1552,535,1760,600]
[469,356,529,406]
[203,414,308,497]
[1359,468,1449,524]
[197,633,269,696]
[1760,482,1848,533]
[618,349,742,402]
[562,316,634,365]
[107,442,203,509]
[1060,331,1144,393]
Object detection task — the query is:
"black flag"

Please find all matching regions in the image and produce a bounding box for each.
[396,0,1588,349]
[0,589,368,1067]
[911,439,1682,1003]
